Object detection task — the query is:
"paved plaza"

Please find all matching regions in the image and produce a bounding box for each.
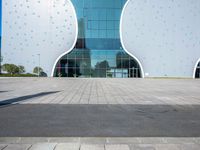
[0,78,200,105]
[0,78,200,149]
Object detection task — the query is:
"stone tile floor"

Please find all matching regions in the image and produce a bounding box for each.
[0,78,200,105]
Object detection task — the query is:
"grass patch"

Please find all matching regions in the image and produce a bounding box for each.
[0,73,38,77]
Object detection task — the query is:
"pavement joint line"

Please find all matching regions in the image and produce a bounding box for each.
[1,145,8,150]
[27,145,33,150]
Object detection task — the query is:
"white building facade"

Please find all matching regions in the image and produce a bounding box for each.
[1,0,200,78]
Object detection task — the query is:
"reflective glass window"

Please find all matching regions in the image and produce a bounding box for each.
[195,62,200,78]
[54,0,141,78]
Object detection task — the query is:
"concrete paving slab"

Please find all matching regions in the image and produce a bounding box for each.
[0,144,7,150]
[180,144,200,150]
[54,143,80,150]
[131,144,156,150]
[29,143,56,150]
[80,138,107,144]
[105,144,130,150]
[194,138,200,144]
[80,144,105,150]
[107,138,141,144]
[0,138,199,150]
[163,138,196,144]
[48,138,80,143]
[140,138,165,144]
[0,138,21,144]
[19,137,50,144]
[0,137,199,145]
[3,144,31,150]
[155,144,181,150]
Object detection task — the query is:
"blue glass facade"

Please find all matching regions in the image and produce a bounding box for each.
[54,0,141,78]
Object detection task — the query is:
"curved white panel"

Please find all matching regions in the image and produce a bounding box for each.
[121,0,200,77]
[120,0,144,78]
[51,0,78,77]
[2,0,77,76]
[193,58,200,78]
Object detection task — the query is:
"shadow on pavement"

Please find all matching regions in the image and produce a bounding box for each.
[0,104,200,137]
[0,91,9,93]
[0,91,60,106]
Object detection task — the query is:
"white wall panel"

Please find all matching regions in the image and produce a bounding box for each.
[2,0,200,77]
[2,0,77,76]
[121,0,200,77]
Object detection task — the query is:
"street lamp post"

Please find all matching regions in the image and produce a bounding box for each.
[0,56,3,75]
[37,54,40,77]
[0,56,2,75]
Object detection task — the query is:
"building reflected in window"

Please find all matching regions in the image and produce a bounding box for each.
[54,0,141,78]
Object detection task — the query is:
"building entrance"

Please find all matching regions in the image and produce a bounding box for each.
[53,0,142,78]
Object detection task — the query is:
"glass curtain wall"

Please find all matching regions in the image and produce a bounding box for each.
[54,0,141,78]
[195,62,200,78]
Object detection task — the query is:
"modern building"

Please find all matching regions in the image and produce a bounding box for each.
[1,0,200,78]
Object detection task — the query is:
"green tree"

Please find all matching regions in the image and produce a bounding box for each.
[94,60,110,77]
[95,60,110,69]
[39,71,47,77]
[2,64,20,75]
[18,65,25,74]
[33,66,43,75]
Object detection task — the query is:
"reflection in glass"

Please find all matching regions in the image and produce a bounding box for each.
[195,62,200,78]
[54,0,141,78]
